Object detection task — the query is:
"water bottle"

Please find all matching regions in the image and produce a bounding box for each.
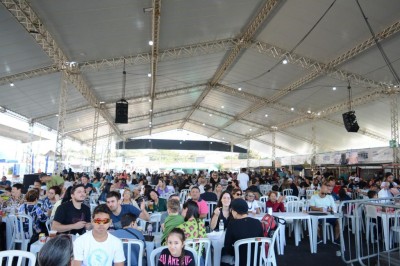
[218,219,224,231]
[147,223,153,236]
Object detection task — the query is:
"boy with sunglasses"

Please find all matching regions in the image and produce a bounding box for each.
[73,204,125,266]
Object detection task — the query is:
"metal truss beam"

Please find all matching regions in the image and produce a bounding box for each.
[33,83,206,122]
[54,71,68,174]
[2,0,124,141]
[25,120,34,174]
[0,65,59,86]
[90,108,100,173]
[149,0,162,135]
[212,20,400,140]
[390,94,399,163]
[106,126,113,169]
[79,39,235,72]
[178,0,280,129]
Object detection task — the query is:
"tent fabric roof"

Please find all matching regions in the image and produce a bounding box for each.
[0,0,400,157]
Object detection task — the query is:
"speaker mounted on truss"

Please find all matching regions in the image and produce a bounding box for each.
[342,111,359,133]
[115,99,128,124]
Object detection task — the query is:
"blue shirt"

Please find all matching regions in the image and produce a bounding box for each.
[110,205,141,229]
[111,228,145,266]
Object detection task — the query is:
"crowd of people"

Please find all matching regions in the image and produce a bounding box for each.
[1,166,400,265]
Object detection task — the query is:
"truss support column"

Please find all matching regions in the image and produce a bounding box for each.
[272,131,276,169]
[25,121,34,174]
[54,71,68,175]
[311,123,317,170]
[390,94,399,167]
[90,108,100,174]
[247,139,251,168]
[106,126,113,170]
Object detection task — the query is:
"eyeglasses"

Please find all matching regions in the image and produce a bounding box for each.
[235,193,242,196]
[93,218,111,224]
[247,195,255,197]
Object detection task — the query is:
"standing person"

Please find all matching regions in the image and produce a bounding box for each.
[111,213,146,266]
[188,187,208,219]
[223,198,263,266]
[40,173,64,191]
[73,204,125,266]
[106,191,150,229]
[237,168,249,191]
[52,184,92,235]
[210,191,232,231]
[158,228,195,266]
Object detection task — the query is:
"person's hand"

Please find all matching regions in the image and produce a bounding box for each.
[140,201,146,211]
[214,207,221,217]
[73,221,87,230]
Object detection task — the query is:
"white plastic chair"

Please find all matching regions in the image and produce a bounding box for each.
[0,250,36,266]
[284,196,299,203]
[8,214,33,251]
[306,189,315,200]
[282,189,293,196]
[150,213,162,233]
[259,196,268,213]
[205,201,217,225]
[121,238,145,266]
[179,190,189,204]
[286,201,304,213]
[90,203,98,214]
[150,246,198,266]
[233,224,281,266]
[390,209,400,254]
[45,218,53,233]
[185,238,211,266]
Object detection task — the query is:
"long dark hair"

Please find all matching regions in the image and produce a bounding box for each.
[217,191,231,208]
[182,200,199,221]
[61,186,73,204]
[38,235,73,266]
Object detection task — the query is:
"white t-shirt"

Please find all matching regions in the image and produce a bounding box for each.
[73,231,125,266]
[237,172,249,191]
[309,194,336,212]
[246,201,259,213]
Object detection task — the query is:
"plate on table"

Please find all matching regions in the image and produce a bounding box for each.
[307,211,328,216]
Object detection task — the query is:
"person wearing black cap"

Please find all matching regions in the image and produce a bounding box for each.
[200,184,218,202]
[223,198,263,266]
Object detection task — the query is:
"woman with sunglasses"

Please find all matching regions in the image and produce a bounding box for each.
[231,188,243,199]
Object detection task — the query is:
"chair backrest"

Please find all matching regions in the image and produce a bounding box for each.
[365,205,378,219]
[205,201,217,223]
[121,238,145,266]
[150,213,162,233]
[259,196,268,204]
[282,189,293,196]
[180,190,189,204]
[9,214,33,241]
[45,218,53,233]
[90,203,98,214]
[306,190,315,199]
[185,238,211,266]
[0,250,36,266]
[286,201,304,213]
[284,195,299,202]
[233,237,269,266]
[394,209,400,227]
[150,246,198,266]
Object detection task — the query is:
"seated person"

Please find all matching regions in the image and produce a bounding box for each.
[309,183,339,243]
[161,199,184,245]
[266,191,285,212]
[210,191,232,231]
[245,191,260,214]
[111,213,146,266]
[223,198,263,266]
[200,184,218,202]
[147,190,167,213]
[177,200,206,240]
[38,235,73,266]
[158,228,195,266]
[73,204,125,265]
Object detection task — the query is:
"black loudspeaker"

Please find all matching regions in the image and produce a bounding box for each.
[342,111,359,132]
[22,174,40,194]
[115,99,128,124]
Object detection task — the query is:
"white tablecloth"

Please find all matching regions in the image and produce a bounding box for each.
[207,230,225,266]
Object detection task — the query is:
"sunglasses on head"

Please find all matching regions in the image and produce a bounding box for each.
[93,218,111,224]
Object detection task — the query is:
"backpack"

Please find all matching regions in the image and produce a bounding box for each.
[260,213,285,255]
